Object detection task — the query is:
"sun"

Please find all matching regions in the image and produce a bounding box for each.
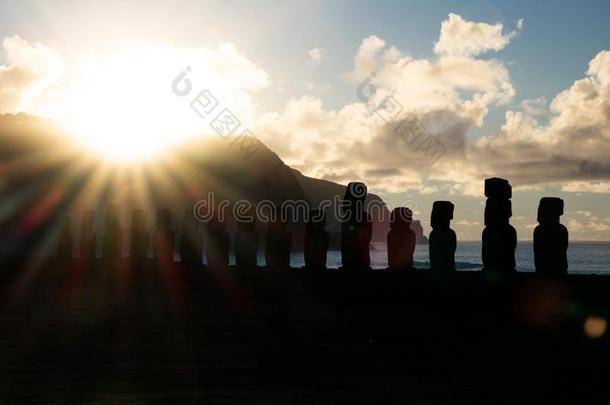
[55,44,216,161]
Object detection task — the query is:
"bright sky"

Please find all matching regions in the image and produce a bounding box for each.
[1,0,610,240]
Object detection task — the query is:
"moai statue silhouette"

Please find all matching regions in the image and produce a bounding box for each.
[482,178,517,274]
[154,208,175,264]
[341,182,372,270]
[79,210,96,260]
[235,217,259,269]
[180,209,203,267]
[56,216,73,261]
[534,197,568,275]
[304,210,329,270]
[429,201,456,272]
[130,209,149,260]
[102,204,123,260]
[207,214,229,270]
[387,207,416,271]
[265,209,292,270]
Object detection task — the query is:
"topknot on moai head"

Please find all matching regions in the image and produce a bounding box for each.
[156,208,171,228]
[344,182,368,204]
[484,198,512,226]
[390,207,413,230]
[307,210,326,233]
[431,201,454,228]
[537,197,564,224]
[484,177,512,199]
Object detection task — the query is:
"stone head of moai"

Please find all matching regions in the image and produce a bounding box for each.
[537,197,564,225]
[307,210,326,233]
[484,177,512,226]
[431,201,454,229]
[156,208,171,229]
[390,207,413,231]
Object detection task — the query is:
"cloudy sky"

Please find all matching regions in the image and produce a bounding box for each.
[2,0,610,240]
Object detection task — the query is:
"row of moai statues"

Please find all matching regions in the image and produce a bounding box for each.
[343,182,455,273]
[56,207,181,262]
[208,212,295,271]
[55,205,300,271]
[54,186,359,271]
[55,178,568,274]
[374,178,568,275]
[203,211,298,271]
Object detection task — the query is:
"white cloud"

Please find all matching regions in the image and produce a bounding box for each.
[568,219,585,231]
[588,50,610,85]
[520,96,547,117]
[256,15,610,201]
[258,15,518,193]
[434,13,523,57]
[592,222,610,231]
[304,81,331,93]
[455,220,480,226]
[351,35,397,80]
[307,47,324,66]
[566,218,610,233]
[0,35,64,113]
[467,49,610,189]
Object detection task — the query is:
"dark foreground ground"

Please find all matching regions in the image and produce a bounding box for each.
[1,259,610,404]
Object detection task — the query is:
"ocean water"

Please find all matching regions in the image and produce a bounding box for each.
[245,241,610,274]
